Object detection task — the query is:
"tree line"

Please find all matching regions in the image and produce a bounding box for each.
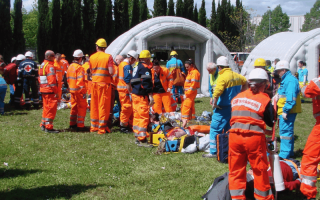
[1,0,320,64]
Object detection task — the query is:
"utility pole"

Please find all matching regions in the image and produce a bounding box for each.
[268,6,271,37]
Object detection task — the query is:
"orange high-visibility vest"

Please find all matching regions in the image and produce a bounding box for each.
[229,89,270,134]
[67,62,86,94]
[90,52,112,83]
[151,67,173,91]
[39,60,57,94]
[302,76,320,119]
[54,59,63,83]
[112,63,118,86]
[184,67,200,95]
[117,60,130,93]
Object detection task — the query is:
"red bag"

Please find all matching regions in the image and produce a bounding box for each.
[3,63,17,84]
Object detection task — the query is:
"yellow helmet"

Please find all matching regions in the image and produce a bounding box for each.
[254,58,266,67]
[170,51,178,56]
[95,38,107,48]
[61,54,66,58]
[139,50,151,59]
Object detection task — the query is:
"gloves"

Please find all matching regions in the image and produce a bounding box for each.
[167,88,171,93]
[282,113,288,120]
[212,104,222,110]
[183,94,186,100]
[271,94,279,105]
[149,95,154,106]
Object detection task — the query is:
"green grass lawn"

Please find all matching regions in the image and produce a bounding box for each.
[0,90,317,200]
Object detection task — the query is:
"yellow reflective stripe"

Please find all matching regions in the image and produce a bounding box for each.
[42,62,49,75]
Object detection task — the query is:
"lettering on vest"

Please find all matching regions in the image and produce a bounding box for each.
[232,98,262,111]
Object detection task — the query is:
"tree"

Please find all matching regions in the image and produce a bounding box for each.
[95,0,111,43]
[131,0,140,28]
[255,5,290,43]
[184,0,194,20]
[302,0,320,32]
[60,0,74,59]
[38,0,51,62]
[140,0,148,22]
[176,0,184,17]
[114,0,129,36]
[210,0,217,35]
[153,0,167,17]
[199,0,206,27]
[193,4,198,23]
[72,0,82,50]
[23,6,38,49]
[51,0,60,52]
[167,0,175,16]
[13,0,25,55]
[82,0,95,55]
[0,0,12,63]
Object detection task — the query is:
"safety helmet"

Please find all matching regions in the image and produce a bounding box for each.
[11,57,17,63]
[139,50,151,59]
[275,60,290,71]
[95,38,107,48]
[73,49,84,58]
[170,51,178,56]
[61,54,66,58]
[254,58,266,67]
[248,68,268,82]
[16,54,26,61]
[85,54,89,57]
[127,50,138,60]
[25,51,33,58]
[216,56,229,67]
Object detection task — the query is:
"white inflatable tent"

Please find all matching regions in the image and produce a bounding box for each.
[106,16,237,96]
[242,28,320,80]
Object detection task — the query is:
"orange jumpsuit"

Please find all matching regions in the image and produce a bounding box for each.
[54,59,63,101]
[67,61,87,128]
[300,76,320,199]
[39,60,58,130]
[89,51,113,134]
[181,67,200,120]
[151,66,173,114]
[61,58,69,73]
[228,89,274,200]
[82,61,92,103]
[117,60,133,127]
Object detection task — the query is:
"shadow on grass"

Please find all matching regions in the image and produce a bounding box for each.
[58,126,91,133]
[0,168,43,179]
[0,184,104,199]
[194,100,203,103]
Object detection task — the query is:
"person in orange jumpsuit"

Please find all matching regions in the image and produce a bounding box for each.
[67,49,87,131]
[54,53,64,102]
[39,50,59,133]
[131,50,154,146]
[108,55,124,129]
[151,59,173,114]
[89,38,114,134]
[61,54,69,73]
[82,55,92,110]
[181,59,200,128]
[300,76,320,200]
[117,50,138,133]
[228,68,274,200]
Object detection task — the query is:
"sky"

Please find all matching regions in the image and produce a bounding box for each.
[17,0,317,18]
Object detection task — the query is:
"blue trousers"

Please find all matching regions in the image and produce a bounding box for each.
[9,84,14,104]
[172,85,184,100]
[0,86,7,114]
[209,106,231,154]
[279,113,297,159]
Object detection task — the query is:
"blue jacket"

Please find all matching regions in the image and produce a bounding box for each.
[297,67,308,83]
[166,57,185,74]
[17,59,38,80]
[0,76,7,89]
[131,62,153,95]
[277,71,301,115]
[123,64,133,84]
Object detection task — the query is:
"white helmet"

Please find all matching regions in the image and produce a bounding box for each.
[73,49,84,58]
[249,68,268,82]
[25,51,33,58]
[16,54,26,61]
[275,60,290,71]
[11,57,17,63]
[127,50,138,60]
[217,56,229,67]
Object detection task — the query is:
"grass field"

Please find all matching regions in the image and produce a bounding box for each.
[0,89,317,200]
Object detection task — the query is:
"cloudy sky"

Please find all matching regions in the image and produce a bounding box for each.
[18,0,317,17]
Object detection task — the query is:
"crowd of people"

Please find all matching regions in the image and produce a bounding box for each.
[0,38,320,200]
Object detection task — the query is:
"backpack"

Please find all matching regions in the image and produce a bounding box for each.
[202,172,232,200]
[216,132,229,163]
[171,60,185,86]
[3,63,17,85]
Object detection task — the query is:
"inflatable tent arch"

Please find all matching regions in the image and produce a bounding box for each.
[242,28,320,80]
[106,16,237,96]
